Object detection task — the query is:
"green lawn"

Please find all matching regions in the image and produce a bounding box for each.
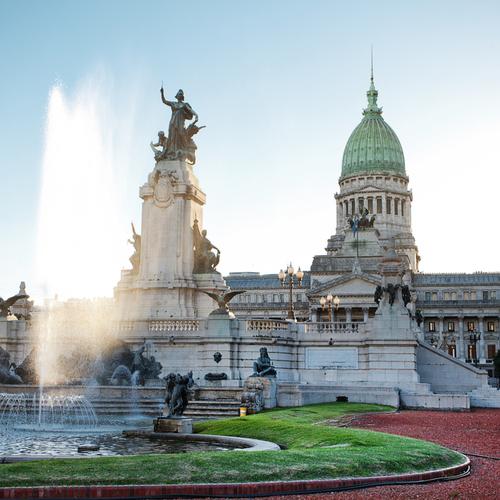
[0,403,465,487]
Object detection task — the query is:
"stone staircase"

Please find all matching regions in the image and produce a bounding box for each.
[183,400,241,419]
[469,386,500,408]
[87,387,243,421]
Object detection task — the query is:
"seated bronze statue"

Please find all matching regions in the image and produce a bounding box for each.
[251,347,277,377]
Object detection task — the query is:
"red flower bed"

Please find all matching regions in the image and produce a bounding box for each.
[272,409,500,499]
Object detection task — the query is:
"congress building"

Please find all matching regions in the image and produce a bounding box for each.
[226,75,500,382]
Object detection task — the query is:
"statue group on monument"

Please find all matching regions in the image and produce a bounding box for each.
[192,219,220,273]
[128,222,141,274]
[150,86,205,165]
[348,208,376,234]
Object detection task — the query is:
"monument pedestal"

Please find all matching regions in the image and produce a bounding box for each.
[154,416,193,434]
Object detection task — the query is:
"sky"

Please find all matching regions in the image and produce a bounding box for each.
[1,0,500,301]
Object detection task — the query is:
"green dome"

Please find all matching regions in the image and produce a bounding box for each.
[341,79,405,178]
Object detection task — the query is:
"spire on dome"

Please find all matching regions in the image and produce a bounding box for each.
[364,47,381,115]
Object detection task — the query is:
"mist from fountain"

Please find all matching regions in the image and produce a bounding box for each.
[29,76,136,427]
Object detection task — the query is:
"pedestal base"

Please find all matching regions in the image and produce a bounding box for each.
[154,417,193,433]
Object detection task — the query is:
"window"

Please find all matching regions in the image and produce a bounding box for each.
[448,345,456,358]
[344,201,349,216]
[447,321,455,332]
[358,198,364,211]
[487,321,495,332]
[428,321,436,332]
[491,291,496,299]
[444,292,450,301]
[432,292,438,301]
[464,291,470,300]
[467,321,475,332]
[483,291,489,301]
[279,294,284,303]
[376,197,382,214]
[386,197,392,214]
[367,197,373,213]
[401,200,405,216]
[273,294,279,302]
[451,292,457,300]
[350,199,355,214]
[394,198,399,215]
[487,344,497,360]
[425,292,431,301]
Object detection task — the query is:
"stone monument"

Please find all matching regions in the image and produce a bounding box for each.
[115,86,226,326]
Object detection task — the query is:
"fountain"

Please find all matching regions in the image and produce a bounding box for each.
[0,393,98,429]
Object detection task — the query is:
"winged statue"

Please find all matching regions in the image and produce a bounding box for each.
[0,294,29,318]
[199,290,246,316]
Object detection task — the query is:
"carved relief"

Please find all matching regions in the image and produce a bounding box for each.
[153,170,178,208]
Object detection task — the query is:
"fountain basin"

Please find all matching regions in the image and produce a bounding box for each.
[0,430,279,462]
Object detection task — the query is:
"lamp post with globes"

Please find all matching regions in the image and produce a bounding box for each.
[278,263,304,321]
[469,330,481,366]
[319,294,340,322]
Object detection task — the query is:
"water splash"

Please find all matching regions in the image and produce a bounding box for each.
[0,393,98,429]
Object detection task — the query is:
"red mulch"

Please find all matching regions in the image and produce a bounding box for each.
[269,409,500,500]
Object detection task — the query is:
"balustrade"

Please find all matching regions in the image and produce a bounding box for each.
[149,319,200,332]
[304,321,362,334]
[246,320,289,331]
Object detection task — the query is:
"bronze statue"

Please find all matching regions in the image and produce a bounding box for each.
[401,285,411,307]
[0,293,29,318]
[348,208,375,233]
[374,283,407,307]
[251,347,277,377]
[193,219,220,273]
[199,289,246,315]
[415,309,423,327]
[158,86,204,165]
[163,371,194,417]
[150,131,167,161]
[128,222,141,274]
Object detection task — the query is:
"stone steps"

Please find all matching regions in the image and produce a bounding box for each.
[469,386,500,408]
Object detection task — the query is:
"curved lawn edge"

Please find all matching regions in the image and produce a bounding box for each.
[0,454,470,499]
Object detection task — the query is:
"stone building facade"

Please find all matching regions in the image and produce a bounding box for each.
[226,75,500,382]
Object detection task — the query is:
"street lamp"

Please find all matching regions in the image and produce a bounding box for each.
[469,330,481,366]
[278,263,303,321]
[319,294,340,322]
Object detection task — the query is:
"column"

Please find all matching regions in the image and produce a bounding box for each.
[438,316,444,348]
[381,197,386,218]
[354,197,359,215]
[457,316,465,360]
[311,307,318,322]
[362,307,369,322]
[345,307,352,324]
[331,307,336,323]
[478,315,486,363]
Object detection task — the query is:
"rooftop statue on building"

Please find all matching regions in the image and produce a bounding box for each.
[154,86,205,165]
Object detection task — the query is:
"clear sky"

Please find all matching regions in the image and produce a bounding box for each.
[1,0,500,300]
